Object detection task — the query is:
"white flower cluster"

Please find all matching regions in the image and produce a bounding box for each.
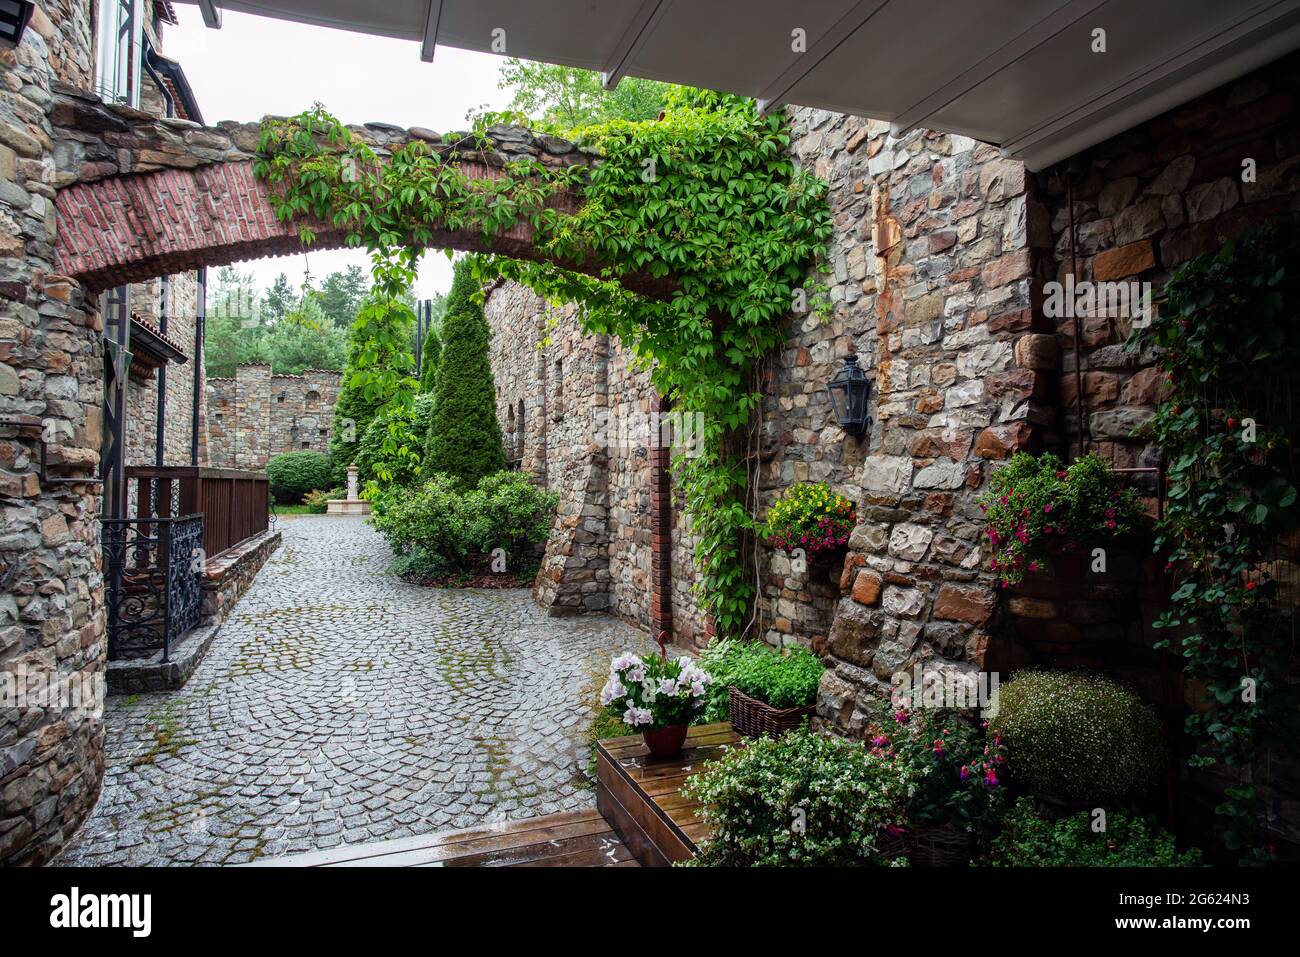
[599,653,712,728]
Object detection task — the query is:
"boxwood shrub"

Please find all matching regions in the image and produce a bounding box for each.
[994,670,1163,804]
[267,450,335,505]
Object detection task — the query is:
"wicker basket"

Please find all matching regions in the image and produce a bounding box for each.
[728,686,814,739]
[910,823,973,866]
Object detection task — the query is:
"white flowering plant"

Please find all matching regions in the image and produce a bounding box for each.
[600,652,713,730]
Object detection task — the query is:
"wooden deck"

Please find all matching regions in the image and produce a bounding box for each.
[245,807,637,867]
[595,722,742,866]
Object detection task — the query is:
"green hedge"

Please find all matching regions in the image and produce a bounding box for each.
[267,450,334,505]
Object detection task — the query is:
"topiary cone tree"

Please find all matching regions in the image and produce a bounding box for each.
[422,301,506,485]
[417,324,442,393]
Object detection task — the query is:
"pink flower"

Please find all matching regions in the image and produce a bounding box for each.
[1105,508,1116,518]
[893,709,910,724]
[960,765,970,781]
[1056,470,1067,479]
[932,739,946,756]
[984,769,1000,788]
[871,735,890,748]
[1043,503,1053,514]
[1028,560,1039,572]
[1106,520,1116,530]
[1044,525,1053,535]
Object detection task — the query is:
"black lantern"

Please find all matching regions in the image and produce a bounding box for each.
[827,354,872,437]
[0,2,34,51]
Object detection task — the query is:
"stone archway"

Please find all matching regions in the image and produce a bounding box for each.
[48,86,673,299]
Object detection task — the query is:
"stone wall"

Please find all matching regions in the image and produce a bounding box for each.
[206,365,341,469]
[0,0,105,866]
[485,280,704,640]
[1041,51,1300,476]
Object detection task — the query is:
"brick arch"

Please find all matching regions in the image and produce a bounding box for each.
[49,89,670,297]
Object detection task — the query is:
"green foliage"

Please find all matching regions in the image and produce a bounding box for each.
[204,267,350,377]
[763,482,856,555]
[329,292,419,484]
[370,470,558,576]
[868,700,1006,831]
[1131,221,1300,862]
[995,671,1163,804]
[698,639,824,711]
[262,272,295,323]
[266,450,335,505]
[302,487,343,514]
[683,728,916,867]
[417,304,443,393]
[355,392,435,488]
[984,798,1202,867]
[495,58,673,133]
[423,305,506,485]
[255,94,831,639]
[978,452,1142,586]
[315,265,370,329]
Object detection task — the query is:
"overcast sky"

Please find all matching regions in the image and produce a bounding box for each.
[165,5,515,300]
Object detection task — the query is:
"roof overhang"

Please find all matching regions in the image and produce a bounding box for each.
[128,316,188,378]
[174,0,1300,171]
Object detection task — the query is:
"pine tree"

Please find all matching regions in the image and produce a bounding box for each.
[422,302,505,485]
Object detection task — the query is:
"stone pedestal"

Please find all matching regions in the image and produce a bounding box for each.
[327,464,371,515]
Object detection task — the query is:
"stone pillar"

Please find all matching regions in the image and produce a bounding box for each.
[346,463,358,500]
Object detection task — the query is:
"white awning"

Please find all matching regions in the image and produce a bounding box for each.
[176,0,1300,170]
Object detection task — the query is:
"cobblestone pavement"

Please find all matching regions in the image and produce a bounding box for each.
[60,516,653,866]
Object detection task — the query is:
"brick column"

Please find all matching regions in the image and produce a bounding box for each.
[649,393,673,648]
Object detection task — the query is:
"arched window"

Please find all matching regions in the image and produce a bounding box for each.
[305,389,320,408]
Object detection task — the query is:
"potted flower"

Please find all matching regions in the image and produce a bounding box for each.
[763,482,856,565]
[702,640,824,738]
[600,652,713,757]
[977,452,1142,587]
[868,698,1007,865]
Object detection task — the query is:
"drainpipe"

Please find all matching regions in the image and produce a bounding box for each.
[191,267,206,466]
[155,275,168,466]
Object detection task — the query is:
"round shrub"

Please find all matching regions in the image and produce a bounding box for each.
[994,671,1163,803]
[267,450,335,505]
[682,727,916,866]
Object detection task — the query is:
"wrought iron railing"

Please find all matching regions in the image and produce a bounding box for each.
[102,514,203,661]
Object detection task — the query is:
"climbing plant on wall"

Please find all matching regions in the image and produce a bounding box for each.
[1135,220,1300,862]
[254,90,831,636]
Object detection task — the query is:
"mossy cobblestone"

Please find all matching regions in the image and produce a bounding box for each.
[59,515,651,866]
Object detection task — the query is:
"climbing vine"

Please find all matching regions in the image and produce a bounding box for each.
[254,91,832,637]
[1135,221,1300,862]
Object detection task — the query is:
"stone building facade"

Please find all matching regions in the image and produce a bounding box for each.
[0,0,212,864]
[486,281,705,640]
[206,365,341,469]
[487,54,1300,852]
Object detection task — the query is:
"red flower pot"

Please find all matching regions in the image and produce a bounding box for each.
[642,723,688,758]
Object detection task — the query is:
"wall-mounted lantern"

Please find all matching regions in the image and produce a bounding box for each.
[827,354,872,437]
[0,2,34,51]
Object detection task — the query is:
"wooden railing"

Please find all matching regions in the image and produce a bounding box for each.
[124,466,270,559]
